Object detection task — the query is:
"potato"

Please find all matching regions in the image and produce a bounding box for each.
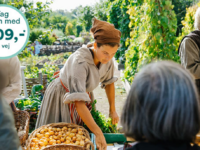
[54,132,58,136]
[78,128,82,132]
[78,131,83,135]
[31,138,38,142]
[30,142,36,147]
[58,134,62,138]
[53,136,58,140]
[45,132,50,138]
[65,140,70,144]
[76,134,81,138]
[52,128,56,132]
[75,141,80,145]
[36,133,42,139]
[48,127,52,132]
[71,129,77,133]
[69,133,75,138]
[66,132,70,136]
[66,136,71,141]
[62,127,67,131]
[82,136,86,140]
[72,137,76,142]
[40,129,45,134]
[38,141,45,146]
[44,128,48,132]
[68,128,72,131]
[49,139,56,145]
[57,128,61,132]
[49,131,55,135]
[76,137,82,141]
[60,137,65,142]
[80,140,85,146]
[56,140,61,144]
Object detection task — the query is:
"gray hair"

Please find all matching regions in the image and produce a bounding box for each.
[194,7,200,30]
[121,61,200,142]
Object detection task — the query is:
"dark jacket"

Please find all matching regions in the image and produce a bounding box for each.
[0,95,21,150]
[126,142,200,150]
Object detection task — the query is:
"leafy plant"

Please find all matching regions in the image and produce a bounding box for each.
[177,2,200,46]
[65,22,75,36]
[124,0,179,83]
[29,30,43,43]
[84,100,118,133]
[16,85,43,111]
[38,30,56,45]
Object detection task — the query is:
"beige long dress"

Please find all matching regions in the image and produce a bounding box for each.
[35,46,118,128]
[0,56,21,104]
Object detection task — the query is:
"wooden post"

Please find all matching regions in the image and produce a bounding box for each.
[38,72,43,85]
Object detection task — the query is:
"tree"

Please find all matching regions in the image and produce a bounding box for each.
[93,0,110,21]
[108,0,131,62]
[76,6,94,31]
[7,0,52,29]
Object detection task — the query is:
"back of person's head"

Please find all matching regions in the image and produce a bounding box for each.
[121,60,200,143]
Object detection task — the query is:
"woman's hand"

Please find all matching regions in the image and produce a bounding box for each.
[75,101,107,149]
[109,111,119,124]
[95,132,107,150]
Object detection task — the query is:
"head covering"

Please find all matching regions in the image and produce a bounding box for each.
[90,18,121,44]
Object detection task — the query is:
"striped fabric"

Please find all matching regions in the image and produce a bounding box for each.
[53,71,92,125]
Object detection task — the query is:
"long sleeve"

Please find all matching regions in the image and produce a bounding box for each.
[100,60,118,89]
[2,56,22,104]
[62,59,91,104]
[179,37,200,79]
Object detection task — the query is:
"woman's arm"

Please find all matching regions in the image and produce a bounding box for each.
[75,101,107,150]
[105,82,119,124]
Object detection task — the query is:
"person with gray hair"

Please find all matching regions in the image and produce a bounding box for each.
[178,7,200,94]
[121,61,200,150]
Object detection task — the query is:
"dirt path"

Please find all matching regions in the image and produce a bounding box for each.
[93,68,127,127]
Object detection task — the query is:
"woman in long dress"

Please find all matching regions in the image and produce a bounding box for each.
[36,18,121,150]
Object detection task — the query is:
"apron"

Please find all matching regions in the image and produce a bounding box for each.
[53,71,92,125]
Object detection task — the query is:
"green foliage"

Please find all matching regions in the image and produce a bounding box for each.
[65,22,75,36]
[84,100,118,133]
[108,0,131,62]
[172,0,198,36]
[24,63,59,83]
[77,6,94,31]
[93,0,110,21]
[177,2,200,45]
[8,0,52,29]
[16,85,43,111]
[124,0,179,83]
[38,30,56,45]
[29,29,43,43]
[52,29,65,38]
[76,25,83,37]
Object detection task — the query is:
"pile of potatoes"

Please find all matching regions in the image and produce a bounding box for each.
[29,126,90,150]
